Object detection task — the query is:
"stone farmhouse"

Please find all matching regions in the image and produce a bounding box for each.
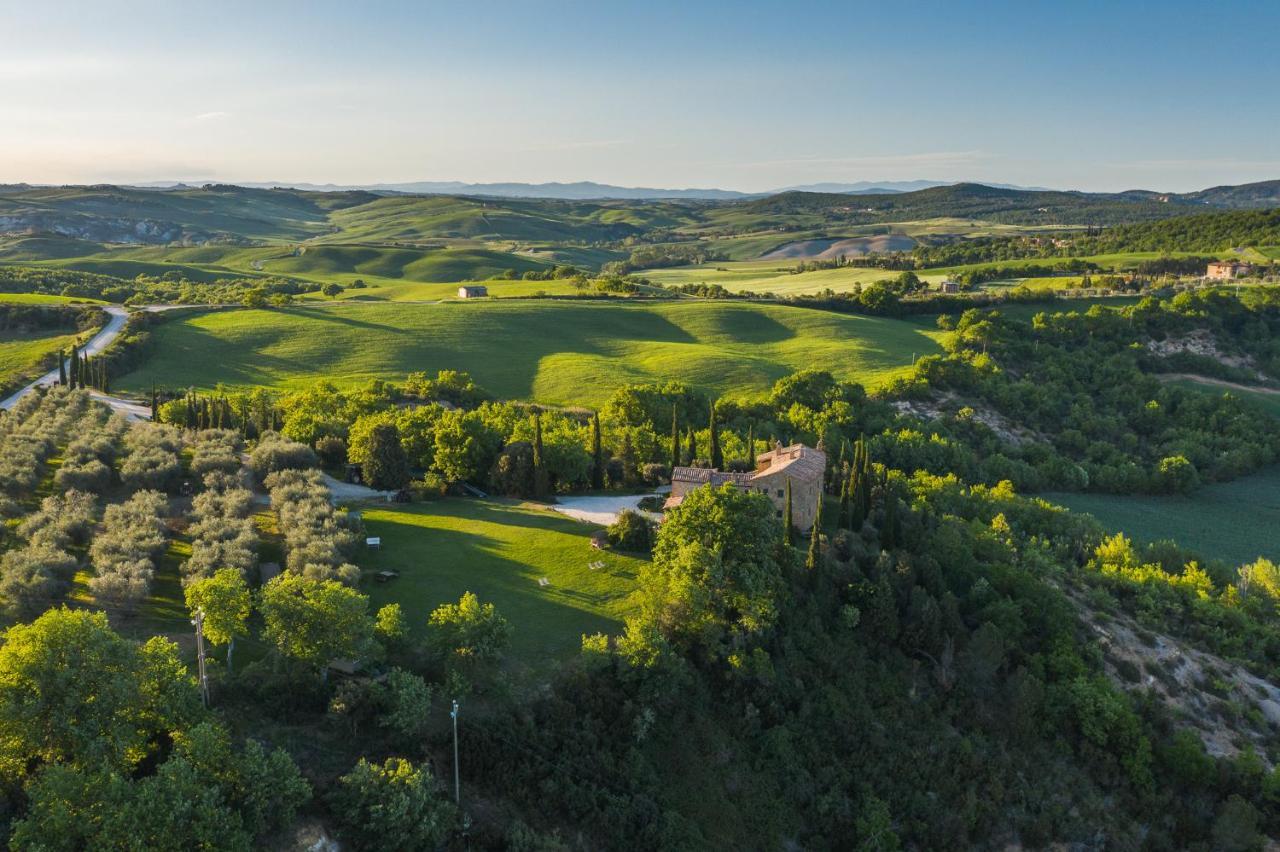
[664,442,827,531]
[457,285,489,298]
[1205,261,1252,280]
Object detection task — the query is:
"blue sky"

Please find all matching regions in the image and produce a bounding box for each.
[2,0,1278,191]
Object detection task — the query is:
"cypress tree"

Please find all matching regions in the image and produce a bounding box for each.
[783,478,794,546]
[686,429,697,466]
[68,347,79,390]
[745,424,754,467]
[150,387,158,420]
[838,463,850,529]
[806,490,823,571]
[670,406,680,472]
[708,400,722,470]
[880,480,898,550]
[57,352,67,386]
[532,411,548,497]
[591,412,604,490]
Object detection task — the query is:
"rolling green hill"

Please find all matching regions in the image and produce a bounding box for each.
[0,184,372,243]
[115,301,946,405]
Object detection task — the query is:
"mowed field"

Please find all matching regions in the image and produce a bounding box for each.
[358,500,645,665]
[114,300,947,406]
[1046,465,1280,568]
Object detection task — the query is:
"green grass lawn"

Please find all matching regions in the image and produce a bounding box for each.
[1045,465,1280,568]
[114,300,947,406]
[357,500,644,665]
[0,329,82,390]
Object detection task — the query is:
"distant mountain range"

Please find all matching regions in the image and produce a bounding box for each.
[118,178,1059,201]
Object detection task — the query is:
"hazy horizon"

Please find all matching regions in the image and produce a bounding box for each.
[4,0,1279,193]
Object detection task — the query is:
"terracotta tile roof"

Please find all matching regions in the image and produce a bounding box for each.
[751,444,826,483]
[670,466,755,487]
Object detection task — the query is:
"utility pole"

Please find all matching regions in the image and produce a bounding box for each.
[450,699,461,805]
[192,608,210,708]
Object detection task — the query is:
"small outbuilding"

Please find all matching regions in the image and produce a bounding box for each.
[458,285,489,299]
[939,279,961,294]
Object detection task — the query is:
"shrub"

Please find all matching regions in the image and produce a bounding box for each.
[607,509,654,552]
[249,433,318,482]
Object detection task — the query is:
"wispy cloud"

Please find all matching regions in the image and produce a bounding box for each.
[192,111,231,122]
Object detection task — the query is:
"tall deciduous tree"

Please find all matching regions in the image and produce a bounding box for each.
[185,569,251,674]
[363,423,411,491]
[643,484,788,660]
[259,575,374,673]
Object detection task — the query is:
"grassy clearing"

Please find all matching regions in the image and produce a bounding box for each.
[1046,465,1280,568]
[0,330,82,389]
[114,300,946,406]
[1162,377,1280,419]
[356,499,644,665]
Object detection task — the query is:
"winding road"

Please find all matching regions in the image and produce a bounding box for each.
[0,305,183,418]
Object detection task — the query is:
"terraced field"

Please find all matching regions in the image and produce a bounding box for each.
[115,300,947,405]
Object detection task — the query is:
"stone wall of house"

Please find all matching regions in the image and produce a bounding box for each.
[752,470,822,531]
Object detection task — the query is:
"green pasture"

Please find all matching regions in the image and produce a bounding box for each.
[0,330,82,389]
[1046,465,1280,568]
[356,499,644,665]
[113,300,946,406]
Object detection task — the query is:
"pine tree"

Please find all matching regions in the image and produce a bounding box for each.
[591,412,604,490]
[532,411,548,498]
[806,490,824,571]
[783,478,794,546]
[57,352,67,386]
[670,405,681,472]
[708,400,722,470]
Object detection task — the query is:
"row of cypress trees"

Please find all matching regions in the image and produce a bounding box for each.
[57,345,108,393]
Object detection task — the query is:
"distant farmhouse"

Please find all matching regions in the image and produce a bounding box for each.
[457,285,488,298]
[1205,261,1252,280]
[939,279,961,294]
[665,442,827,530]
